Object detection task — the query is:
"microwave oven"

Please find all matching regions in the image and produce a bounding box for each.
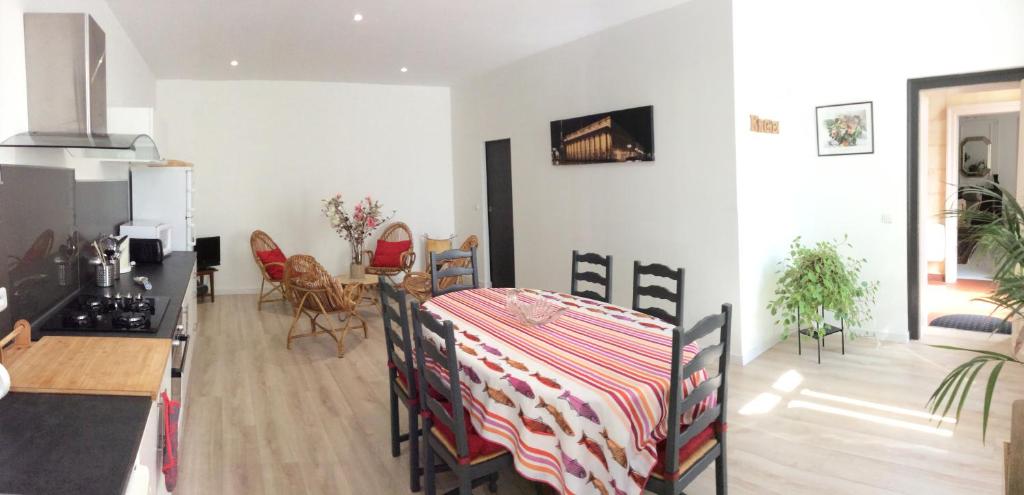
[120,220,173,256]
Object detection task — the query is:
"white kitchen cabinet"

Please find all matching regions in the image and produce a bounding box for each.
[127,350,173,495]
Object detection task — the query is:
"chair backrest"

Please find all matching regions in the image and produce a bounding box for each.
[411,302,472,459]
[283,254,357,312]
[430,246,479,297]
[571,250,613,302]
[436,235,479,288]
[380,222,413,243]
[632,261,685,326]
[379,276,416,400]
[250,230,282,278]
[662,304,732,483]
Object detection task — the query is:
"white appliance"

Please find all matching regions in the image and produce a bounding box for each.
[130,164,194,252]
[120,220,173,257]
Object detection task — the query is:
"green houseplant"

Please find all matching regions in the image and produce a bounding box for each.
[929,183,1024,441]
[767,236,879,339]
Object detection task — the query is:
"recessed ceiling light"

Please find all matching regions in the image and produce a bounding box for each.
[400,67,408,73]
[230,60,239,67]
[353,13,363,22]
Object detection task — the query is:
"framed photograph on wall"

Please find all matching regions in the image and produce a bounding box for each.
[816,101,874,156]
[550,105,654,165]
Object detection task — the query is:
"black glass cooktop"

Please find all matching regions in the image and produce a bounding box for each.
[42,293,170,334]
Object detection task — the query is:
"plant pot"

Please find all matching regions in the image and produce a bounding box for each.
[1007,400,1023,494]
[350,262,365,278]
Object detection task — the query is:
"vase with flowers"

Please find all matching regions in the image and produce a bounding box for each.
[322,194,393,277]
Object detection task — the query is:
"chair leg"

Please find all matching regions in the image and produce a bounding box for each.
[285,307,303,350]
[409,403,422,493]
[258,278,267,310]
[389,390,401,458]
[817,335,821,365]
[487,473,498,493]
[336,316,353,358]
[716,455,728,494]
[458,475,473,495]
[424,436,437,495]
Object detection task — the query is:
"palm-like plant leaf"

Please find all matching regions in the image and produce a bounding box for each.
[929,182,1024,441]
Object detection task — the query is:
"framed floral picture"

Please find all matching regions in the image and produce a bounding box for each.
[816,101,874,156]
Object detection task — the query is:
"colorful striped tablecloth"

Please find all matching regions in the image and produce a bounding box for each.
[420,288,713,495]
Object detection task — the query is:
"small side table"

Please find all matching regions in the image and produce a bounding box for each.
[335,273,380,312]
[197,267,217,303]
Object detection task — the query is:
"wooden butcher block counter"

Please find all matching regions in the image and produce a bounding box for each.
[6,336,171,399]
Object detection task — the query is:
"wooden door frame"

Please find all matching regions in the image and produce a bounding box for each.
[907,67,1024,340]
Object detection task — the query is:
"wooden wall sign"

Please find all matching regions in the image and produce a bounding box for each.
[749,115,780,134]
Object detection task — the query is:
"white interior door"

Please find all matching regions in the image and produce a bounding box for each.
[1018,79,1024,201]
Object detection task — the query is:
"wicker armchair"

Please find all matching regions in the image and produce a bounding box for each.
[250,230,287,310]
[283,254,367,358]
[364,222,416,282]
[403,235,478,302]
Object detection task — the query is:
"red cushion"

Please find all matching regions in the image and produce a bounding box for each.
[371,240,412,268]
[256,248,286,280]
[394,366,447,402]
[432,400,505,461]
[652,424,716,476]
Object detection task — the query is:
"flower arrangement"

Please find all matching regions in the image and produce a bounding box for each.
[321,194,393,264]
[825,113,866,147]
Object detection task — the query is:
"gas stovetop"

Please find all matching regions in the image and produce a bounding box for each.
[42,293,170,334]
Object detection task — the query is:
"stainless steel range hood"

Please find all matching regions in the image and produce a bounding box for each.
[0,13,161,162]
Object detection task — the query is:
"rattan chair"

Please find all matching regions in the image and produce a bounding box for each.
[283,254,367,358]
[250,230,287,310]
[645,304,732,495]
[632,260,685,326]
[403,235,479,302]
[412,302,510,495]
[365,222,417,282]
[571,250,613,302]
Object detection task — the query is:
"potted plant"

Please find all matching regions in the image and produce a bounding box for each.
[928,183,1023,492]
[322,194,393,277]
[767,236,879,351]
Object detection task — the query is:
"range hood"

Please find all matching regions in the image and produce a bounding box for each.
[0,13,161,162]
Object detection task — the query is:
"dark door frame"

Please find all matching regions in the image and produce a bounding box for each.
[907,66,1024,340]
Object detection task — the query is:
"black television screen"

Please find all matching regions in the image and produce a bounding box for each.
[195,236,220,269]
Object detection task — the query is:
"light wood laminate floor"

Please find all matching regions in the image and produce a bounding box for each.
[177,295,1022,494]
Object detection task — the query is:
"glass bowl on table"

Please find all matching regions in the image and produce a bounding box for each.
[505,289,567,327]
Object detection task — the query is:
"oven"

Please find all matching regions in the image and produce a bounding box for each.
[170,304,190,389]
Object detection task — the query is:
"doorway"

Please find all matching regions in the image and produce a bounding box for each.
[908,68,1024,340]
[484,139,515,288]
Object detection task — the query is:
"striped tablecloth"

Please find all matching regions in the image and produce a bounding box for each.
[420,288,713,495]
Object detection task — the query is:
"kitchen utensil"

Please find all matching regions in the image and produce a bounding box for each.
[96,264,115,287]
[134,276,152,291]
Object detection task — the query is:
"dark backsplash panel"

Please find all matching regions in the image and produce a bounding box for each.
[75,180,131,285]
[0,165,78,328]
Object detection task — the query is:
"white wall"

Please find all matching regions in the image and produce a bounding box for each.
[0,0,156,179]
[450,0,743,355]
[154,80,454,293]
[731,0,1024,356]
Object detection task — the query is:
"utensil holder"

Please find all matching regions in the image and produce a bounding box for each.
[96,264,116,287]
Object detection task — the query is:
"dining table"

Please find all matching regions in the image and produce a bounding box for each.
[420,287,714,495]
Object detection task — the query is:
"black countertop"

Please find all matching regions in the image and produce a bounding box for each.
[0,393,152,495]
[34,252,197,340]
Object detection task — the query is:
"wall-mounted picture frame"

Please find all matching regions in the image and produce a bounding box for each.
[550,105,654,165]
[815,101,874,156]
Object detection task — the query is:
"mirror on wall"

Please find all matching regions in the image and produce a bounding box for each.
[960,135,992,177]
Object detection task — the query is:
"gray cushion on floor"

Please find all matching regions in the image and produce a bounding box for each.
[929,314,1011,334]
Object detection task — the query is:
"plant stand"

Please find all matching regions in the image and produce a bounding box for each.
[796,306,845,364]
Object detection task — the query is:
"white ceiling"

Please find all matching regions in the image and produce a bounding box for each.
[104,0,690,86]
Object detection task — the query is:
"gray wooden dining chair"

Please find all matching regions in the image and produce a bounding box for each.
[571,250,613,302]
[430,247,479,297]
[411,302,511,495]
[645,303,732,495]
[378,277,422,492]
[632,260,685,326]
